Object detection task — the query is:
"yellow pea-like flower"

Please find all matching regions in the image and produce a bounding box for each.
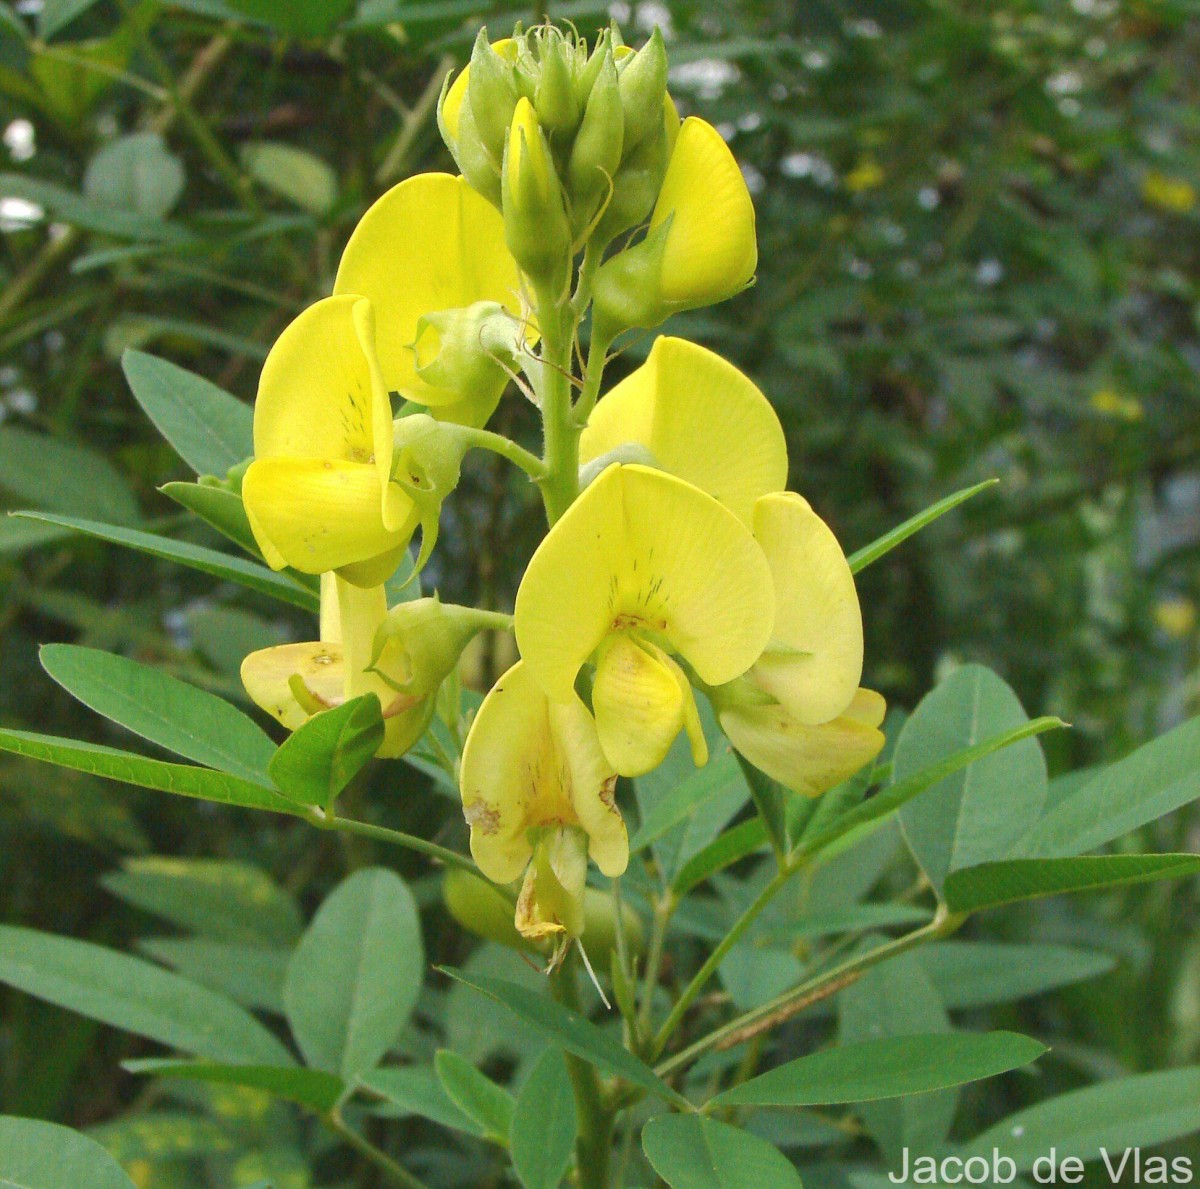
[581,335,787,528]
[719,687,887,798]
[514,463,774,775]
[333,173,527,423]
[460,659,627,942]
[242,295,418,587]
[711,492,884,796]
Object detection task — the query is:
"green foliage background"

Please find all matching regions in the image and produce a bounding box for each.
[0,0,1198,1185]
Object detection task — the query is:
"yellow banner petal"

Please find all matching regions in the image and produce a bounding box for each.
[650,117,757,306]
[581,336,787,526]
[720,689,885,798]
[242,456,417,577]
[515,464,774,703]
[334,173,526,406]
[750,491,863,725]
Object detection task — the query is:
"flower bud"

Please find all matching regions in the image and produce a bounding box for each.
[371,594,491,703]
[440,89,502,208]
[567,47,623,229]
[592,117,757,334]
[410,300,522,420]
[534,32,581,135]
[616,27,668,151]
[573,27,612,109]
[467,30,520,163]
[502,97,571,289]
[389,414,470,572]
[590,114,669,246]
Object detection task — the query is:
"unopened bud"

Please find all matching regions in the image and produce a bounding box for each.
[467,31,520,163]
[502,97,571,289]
[567,47,623,229]
[411,300,521,414]
[534,33,581,134]
[617,27,668,151]
[591,115,668,246]
[372,594,494,701]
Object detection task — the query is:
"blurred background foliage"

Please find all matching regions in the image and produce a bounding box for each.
[0,0,1198,1184]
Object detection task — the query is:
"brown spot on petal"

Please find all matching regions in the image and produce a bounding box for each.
[463,799,501,834]
[599,775,618,812]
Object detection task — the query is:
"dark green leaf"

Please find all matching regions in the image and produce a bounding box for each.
[284,868,423,1080]
[944,854,1200,913]
[642,1114,804,1189]
[362,1066,485,1137]
[918,942,1115,1009]
[0,925,294,1065]
[710,1032,1045,1107]
[737,752,790,862]
[0,173,190,242]
[0,1115,136,1188]
[434,1050,514,1145]
[160,481,263,558]
[122,350,252,477]
[41,644,276,784]
[268,695,384,811]
[510,1047,577,1189]
[84,133,185,219]
[138,938,289,1014]
[122,1059,343,1113]
[439,967,687,1108]
[672,819,769,896]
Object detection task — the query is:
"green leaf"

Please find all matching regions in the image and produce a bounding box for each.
[0,925,295,1066]
[138,939,289,1015]
[122,1059,343,1113]
[1024,716,1200,858]
[224,0,356,36]
[122,350,253,477]
[84,132,185,219]
[895,665,1048,897]
[0,728,301,816]
[41,644,276,784]
[710,1032,1046,1108]
[642,1114,804,1189]
[434,1050,515,1146]
[439,967,687,1108]
[240,140,338,214]
[0,1115,136,1189]
[847,480,997,574]
[944,854,1200,913]
[362,1066,485,1137]
[0,173,190,242]
[672,819,769,896]
[87,1113,234,1161]
[838,949,954,1166]
[14,512,320,611]
[737,753,790,862]
[0,424,140,526]
[959,1067,1200,1171]
[918,942,1115,1009]
[510,1047,577,1189]
[37,0,104,38]
[631,752,744,852]
[268,695,384,811]
[160,481,262,558]
[102,855,302,946]
[798,716,1065,862]
[284,868,423,1081]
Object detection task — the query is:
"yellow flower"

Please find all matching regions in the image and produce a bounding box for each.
[1090,387,1144,422]
[459,659,626,944]
[242,295,417,586]
[592,117,757,332]
[241,577,489,759]
[711,492,884,795]
[580,335,787,528]
[333,173,527,425]
[514,463,774,775]
[1142,170,1196,215]
[845,156,885,192]
[1154,596,1196,639]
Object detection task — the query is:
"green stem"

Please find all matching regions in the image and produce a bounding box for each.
[535,296,580,524]
[456,426,548,481]
[319,811,482,881]
[326,1108,431,1189]
[637,891,674,1048]
[553,965,612,1189]
[658,907,966,1081]
[572,326,611,427]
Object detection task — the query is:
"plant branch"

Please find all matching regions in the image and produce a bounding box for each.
[326,1108,431,1189]
[376,55,455,185]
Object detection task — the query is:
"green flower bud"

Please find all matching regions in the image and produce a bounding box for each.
[467,29,519,164]
[534,32,581,135]
[617,27,668,151]
[567,47,623,229]
[573,28,612,110]
[591,116,669,246]
[501,97,572,290]
[389,414,470,573]
[411,300,521,414]
[446,95,502,208]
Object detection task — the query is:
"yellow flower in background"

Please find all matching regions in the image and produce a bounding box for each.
[1090,387,1144,422]
[845,156,885,192]
[333,173,527,425]
[242,295,417,587]
[1142,170,1196,215]
[1154,596,1196,640]
[459,660,627,944]
[711,492,884,796]
[580,335,787,527]
[514,463,774,775]
[592,117,757,333]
